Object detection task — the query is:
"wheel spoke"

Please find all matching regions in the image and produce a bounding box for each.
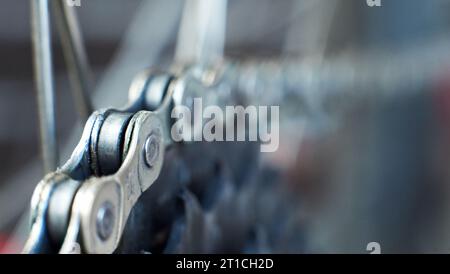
[53,0,94,122]
[31,0,58,173]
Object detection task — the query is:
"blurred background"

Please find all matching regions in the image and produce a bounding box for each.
[1,0,450,253]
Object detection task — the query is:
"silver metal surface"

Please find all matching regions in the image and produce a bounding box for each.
[59,111,165,253]
[96,201,115,241]
[31,0,58,173]
[23,68,176,253]
[0,0,184,245]
[144,134,160,168]
[175,0,228,66]
[22,0,450,254]
[22,49,450,253]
